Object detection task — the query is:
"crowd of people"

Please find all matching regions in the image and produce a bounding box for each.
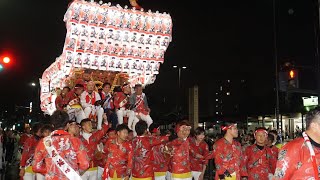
[11,78,320,180]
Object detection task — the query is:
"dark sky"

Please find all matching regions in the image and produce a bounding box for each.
[0,0,317,115]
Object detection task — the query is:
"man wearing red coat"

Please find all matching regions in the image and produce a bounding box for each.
[80,81,104,130]
[113,84,135,126]
[273,108,320,179]
[103,124,133,180]
[55,87,70,111]
[19,123,43,180]
[167,120,192,180]
[189,127,209,180]
[149,123,171,180]
[100,82,118,129]
[243,128,275,180]
[65,84,86,123]
[32,110,89,180]
[131,121,169,180]
[79,117,109,180]
[212,123,247,180]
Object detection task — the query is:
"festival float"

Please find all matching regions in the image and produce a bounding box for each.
[39,0,172,115]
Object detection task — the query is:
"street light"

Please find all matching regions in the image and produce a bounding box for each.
[173,65,187,116]
[31,82,36,87]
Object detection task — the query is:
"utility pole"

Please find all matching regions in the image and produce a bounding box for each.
[273,0,280,129]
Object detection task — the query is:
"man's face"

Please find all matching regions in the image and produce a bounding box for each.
[117,129,129,141]
[75,88,84,96]
[82,121,93,133]
[68,122,80,137]
[83,73,91,81]
[196,133,205,142]
[228,126,238,138]
[123,86,131,94]
[108,131,117,138]
[42,130,52,137]
[103,85,111,93]
[177,125,191,139]
[25,128,31,134]
[255,131,267,145]
[61,88,70,97]
[87,83,94,92]
[127,131,134,141]
[135,86,143,95]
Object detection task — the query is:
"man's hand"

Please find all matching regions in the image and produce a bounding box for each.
[19,168,25,177]
[124,176,130,180]
[195,154,204,159]
[199,173,204,180]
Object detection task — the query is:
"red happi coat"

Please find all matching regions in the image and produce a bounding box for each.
[212,138,247,180]
[79,123,108,168]
[20,135,41,167]
[65,90,80,106]
[152,139,170,173]
[132,135,169,178]
[243,145,274,180]
[167,138,191,174]
[55,95,68,111]
[113,92,128,109]
[134,94,148,115]
[103,138,133,179]
[273,137,320,179]
[19,133,32,147]
[269,145,279,174]
[189,138,210,172]
[32,130,89,180]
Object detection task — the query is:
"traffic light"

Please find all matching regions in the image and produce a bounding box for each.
[2,56,10,64]
[279,69,299,91]
[288,69,298,89]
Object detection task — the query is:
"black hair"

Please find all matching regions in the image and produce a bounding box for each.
[194,127,205,136]
[41,124,54,134]
[102,82,111,89]
[63,86,71,91]
[255,127,267,132]
[128,129,133,133]
[135,120,148,136]
[74,84,84,88]
[80,118,92,127]
[116,124,129,132]
[134,84,142,89]
[32,123,44,134]
[50,110,70,129]
[107,128,116,133]
[149,123,160,133]
[306,107,320,130]
[113,86,122,92]
[268,133,275,142]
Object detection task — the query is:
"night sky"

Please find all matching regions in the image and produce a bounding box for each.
[0,0,317,117]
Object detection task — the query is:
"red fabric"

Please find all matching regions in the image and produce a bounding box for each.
[32,130,89,180]
[269,145,279,174]
[85,92,96,105]
[103,138,133,179]
[79,123,108,168]
[132,135,168,178]
[19,133,32,146]
[113,92,128,109]
[65,90,79,105]
[212,138,247,180]
[152,142,170,173]
[135,95,148,115]
[167,138,191,174]
[55,95,68,111]
[243,145,274,180]
[20,135,40,167]
[273,137,320,179]
[189,138,210,172]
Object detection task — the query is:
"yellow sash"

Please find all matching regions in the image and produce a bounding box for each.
[171,172,192,179]
[25,166,34,174]
[225,172,236,180]
[154,172,166,177]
